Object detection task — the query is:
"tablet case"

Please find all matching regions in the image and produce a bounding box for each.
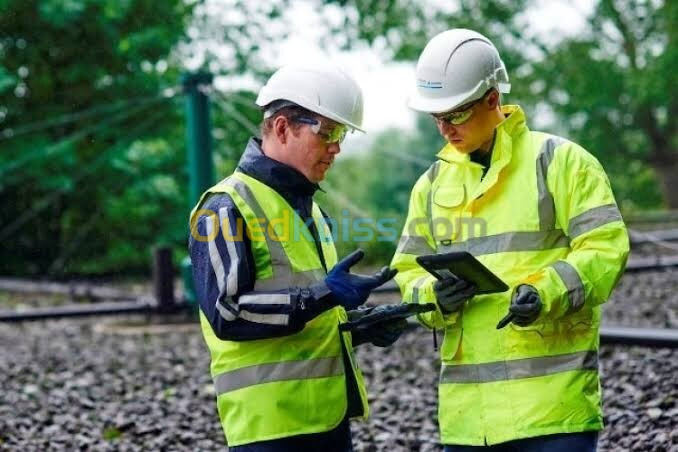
[416,251,509,294]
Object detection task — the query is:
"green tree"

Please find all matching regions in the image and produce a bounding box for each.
[0,0,193,276]
[524,0,676,209]
[0,0,307,277]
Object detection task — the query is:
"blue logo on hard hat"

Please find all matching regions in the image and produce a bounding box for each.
[417,79,442,89]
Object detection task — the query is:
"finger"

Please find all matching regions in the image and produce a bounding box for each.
[509,303,538,314]
[496,312,514,329]
[514,292,538,305]
[513,286,538,304]
[436,278,463,292]
[336,249,364,271]
[439,282,476,298]
[374,266,398,284]
[434,278,453,290]
[460,283,477,296]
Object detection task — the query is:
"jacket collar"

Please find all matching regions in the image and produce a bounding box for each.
[236,137,319,199]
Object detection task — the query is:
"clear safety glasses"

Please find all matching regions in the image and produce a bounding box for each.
[293,116,349,144]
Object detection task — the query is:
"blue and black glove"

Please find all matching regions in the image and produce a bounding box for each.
[325,249,397,310]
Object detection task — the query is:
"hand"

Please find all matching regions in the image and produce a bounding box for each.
[508,285,542,326]
[349,305,409,347]
[433,275,477,313]
[367,318,409,347]
[325,249,398,310]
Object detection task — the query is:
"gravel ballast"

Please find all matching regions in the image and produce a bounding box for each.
[0,266,676,451]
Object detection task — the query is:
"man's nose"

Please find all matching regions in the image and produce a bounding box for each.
[440,122,458,135]
[327,142,341,154]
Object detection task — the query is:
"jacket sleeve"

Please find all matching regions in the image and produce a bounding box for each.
[390,163,458,329]
[189,194,335,341]
[521,141,630,320]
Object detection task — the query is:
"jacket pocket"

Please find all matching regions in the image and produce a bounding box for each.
[440,317,463,361]
[432,185,465,243]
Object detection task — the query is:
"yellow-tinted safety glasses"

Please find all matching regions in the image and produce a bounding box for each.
[294,116,349,144]
[432,94,487,126]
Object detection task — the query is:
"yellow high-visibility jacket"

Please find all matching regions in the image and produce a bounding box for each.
[391,105,629,445]
[191,171,368,446]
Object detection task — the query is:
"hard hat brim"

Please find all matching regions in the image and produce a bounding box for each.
[407,82,511,114]
[407,93,477,115]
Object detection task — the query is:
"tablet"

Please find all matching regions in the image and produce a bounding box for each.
[338,303,436,332]
[416,251,509,294]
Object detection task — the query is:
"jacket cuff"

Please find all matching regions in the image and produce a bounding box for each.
[520,267,570,321]
[309,280,333,301]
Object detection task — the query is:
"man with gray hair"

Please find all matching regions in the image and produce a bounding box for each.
[189,64,405,451]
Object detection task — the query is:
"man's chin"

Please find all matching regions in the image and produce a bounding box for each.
[309,172,325,183]
[450,142,474,154]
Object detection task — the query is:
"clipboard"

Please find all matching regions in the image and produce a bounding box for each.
[415,251,509,295]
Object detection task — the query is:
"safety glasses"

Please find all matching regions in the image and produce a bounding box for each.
[432,94,486,126]
[293,116,348,144]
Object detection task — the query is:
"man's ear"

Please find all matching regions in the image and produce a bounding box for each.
[273,115,289,144]
[486,89,500,109]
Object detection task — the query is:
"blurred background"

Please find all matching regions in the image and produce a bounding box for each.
[1,0,676,278]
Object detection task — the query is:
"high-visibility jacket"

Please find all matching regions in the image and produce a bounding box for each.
[391,105,629,446]
[191,171,369,446]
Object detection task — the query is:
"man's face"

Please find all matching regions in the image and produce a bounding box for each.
[432,93,497,153]
[286,116,342,183]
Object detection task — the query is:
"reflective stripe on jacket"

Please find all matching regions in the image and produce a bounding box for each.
[391,105,629,445]
[191,171,368,446]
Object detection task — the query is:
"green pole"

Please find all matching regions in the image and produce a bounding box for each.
[181,72,214,308]
[182,72,214,206]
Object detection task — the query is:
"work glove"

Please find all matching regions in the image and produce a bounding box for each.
[508,285,542,326]
[348,306,410,347]
[433,275,477,314]
[325,249,397,310]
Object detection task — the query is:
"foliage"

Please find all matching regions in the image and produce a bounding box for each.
[0,0,306,277]
[524,0,676,209]
[0,0,195,277]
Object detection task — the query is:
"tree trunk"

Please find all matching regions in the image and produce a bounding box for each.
[650,157,678,209]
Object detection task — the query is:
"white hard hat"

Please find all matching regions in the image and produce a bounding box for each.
[256,64,365,132]
[408,29,511,114]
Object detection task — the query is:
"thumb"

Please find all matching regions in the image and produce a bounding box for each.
[335,249,364,271]
[512,285,535,304]
[375,267,398,284]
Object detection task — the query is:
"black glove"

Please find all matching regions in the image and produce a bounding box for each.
[348,305,409,347]
[325,249,397,310]
[433,275,477,314]
[508,285,542,326]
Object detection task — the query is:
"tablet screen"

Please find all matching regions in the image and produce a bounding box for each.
[416,252,509,294]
